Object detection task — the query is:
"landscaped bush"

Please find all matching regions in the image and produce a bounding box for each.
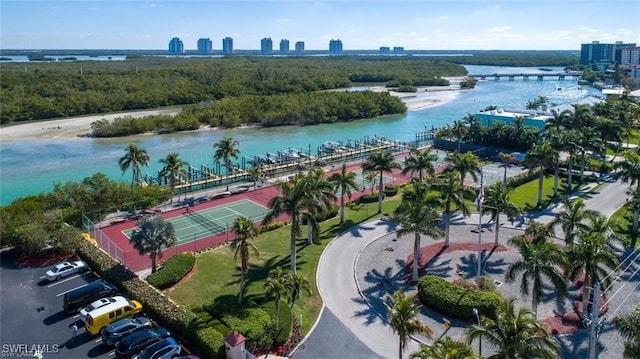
[383,185,398,197]
[302,205,339,224]
[191,327,225,359]
[258,221,286,234]
[506,168,540,188]
[358,193,382,204]
[75,240,222,357]
[417,275,502,320]
[147,252,196,289]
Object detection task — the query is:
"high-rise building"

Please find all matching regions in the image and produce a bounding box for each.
[580,41,637,65]
[168,37,184,54]
[197,38,213,53]
[295,41,305,54]
[222,37,233,54]
[261,38,273,55]
[329,39,343,54]
[279,39,290,54]
[379,47,390,54]
[393,47,404,54]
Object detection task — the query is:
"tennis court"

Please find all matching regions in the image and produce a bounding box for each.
[123,199,270,245]
[351,169,394,191]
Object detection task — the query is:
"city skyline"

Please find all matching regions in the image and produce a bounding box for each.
[1,0,639,51]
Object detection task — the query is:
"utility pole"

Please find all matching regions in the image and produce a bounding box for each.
[589,281,600,359]
[476,170,484,284]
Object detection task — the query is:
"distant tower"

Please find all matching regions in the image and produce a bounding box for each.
[168,37,184,54]
[197,38,213,53]
[261,38,273,55]
[379,46,390,54]
[295,41,305,54]
[393,46,404,54]
[279,39,290,54]
[222,37,234,54]
[329,39,343,54]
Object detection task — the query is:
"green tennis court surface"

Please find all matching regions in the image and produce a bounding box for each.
[123,199,270,245]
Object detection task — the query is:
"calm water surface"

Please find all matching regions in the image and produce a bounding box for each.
[0,65,601,204]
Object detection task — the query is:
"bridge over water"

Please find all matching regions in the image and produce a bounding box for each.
[467,71,583,81]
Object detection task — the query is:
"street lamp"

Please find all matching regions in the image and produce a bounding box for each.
[472,307,482,357]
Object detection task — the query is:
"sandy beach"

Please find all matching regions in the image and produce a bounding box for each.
[0,80,466,144]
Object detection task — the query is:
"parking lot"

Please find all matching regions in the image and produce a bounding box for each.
[1,251,122,359]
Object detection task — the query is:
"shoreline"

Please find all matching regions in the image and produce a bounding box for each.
[0,84,465,145]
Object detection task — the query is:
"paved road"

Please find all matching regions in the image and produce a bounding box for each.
[295,177,637,359]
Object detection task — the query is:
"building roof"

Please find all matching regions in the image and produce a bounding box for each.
[225,331,246,346]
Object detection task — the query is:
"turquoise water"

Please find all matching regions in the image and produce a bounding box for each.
[0,65,601,205]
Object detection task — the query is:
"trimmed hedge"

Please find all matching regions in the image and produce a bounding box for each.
[383,185,398,197]
[417,275,502,320]
[358,193,382,204]
[147,252,196,289]
[75,240,223,358]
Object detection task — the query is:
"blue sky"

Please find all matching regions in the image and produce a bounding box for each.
[1,0,638,51]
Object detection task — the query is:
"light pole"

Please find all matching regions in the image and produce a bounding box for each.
[472,307,482,357]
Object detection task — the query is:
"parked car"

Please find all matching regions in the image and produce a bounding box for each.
[115,328,171,358]
[101,317,152,346]
[63,280,118,313]
[79,296,128,322]
[132,337,181,359]
[85,300,144,335]
[45,260,87,281]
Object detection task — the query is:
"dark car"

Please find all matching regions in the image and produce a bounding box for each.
[101,317,152,346]
[115,328,170,358]
[132,337,181,359]
[63,280,117,313]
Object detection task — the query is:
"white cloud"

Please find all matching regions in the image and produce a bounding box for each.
[277,18,291,23]
[489,26,512,33]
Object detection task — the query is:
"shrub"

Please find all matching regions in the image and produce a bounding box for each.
[383,185,398,197]
[258,222,286,234]
[358,193,381,204]
[417,275,502,320]
[302,205,338,224]
[147,252,196,289]
[191,327,225,359]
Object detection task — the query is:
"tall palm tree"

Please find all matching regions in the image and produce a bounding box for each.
[265,267,288,330]
[285,271,311,312]
[523,220,556,244]
[498,152,516,189]
[613,305,640,359]
[561,129,581,191]
[231,216,260,304]
[567,214,619,315]
[452,120,469,152]
[362,150,401,214]
[328,163,359,224]
[393,178,444,282]
[545,109,571,131]
[483,185,521,247]
[410,337,478,359]
[549,197,598,247]
[593,116,622,174]
[129,215,176,273]
[504,235,568,318]
[524,141,557,207]
[385,290,433,359]
[299,168,335,245]
[432,171,473,247]
[446,151,481,188]
[158,152,189,202]
[566,103,594,131]
[545,128,564,198]
[615,149,640,233]
[466,297,561,359]
[402,147,437,180]
[118,143,150,207]
[213,136,240,191]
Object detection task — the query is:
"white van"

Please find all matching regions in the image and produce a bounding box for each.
[78,295,128,322]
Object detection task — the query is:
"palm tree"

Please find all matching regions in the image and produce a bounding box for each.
[285,271,311,312]
[615,149,640,233]
[385,290,433,359]
[231,216,260,304]
[410,338,478,359]
[466,297,561,359]
[504,235,568,318]
[298,168,335,245]
[561,130,581,191]
[328,163,359,224]
[549,197,598,247]
[402,147,437,180]
[498,152,516,189]
[118,143,150,207]
[546,128,564,198]
[362,150,401,213]
[158,152,189,202]
[393,178,444,282]
[247,166,263,190]
[265,267,288,330]
[452,120,469,152]
[524,141,557,206]
[483,185,521,247]
[567,212,619,314]
[129,215,176,273]
[613,305,640,359]
[432,171,473,247]
[593,117,622,174]
[213,136,240,191]
[523,220,556,244]
[545,109,571,131]
[446,151,481,188]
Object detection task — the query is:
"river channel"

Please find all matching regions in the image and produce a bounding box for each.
[0,65,602,205]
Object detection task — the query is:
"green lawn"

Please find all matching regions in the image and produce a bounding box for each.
[609,204,639,248]
[508,175,575,210]
[168,194,403,336]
